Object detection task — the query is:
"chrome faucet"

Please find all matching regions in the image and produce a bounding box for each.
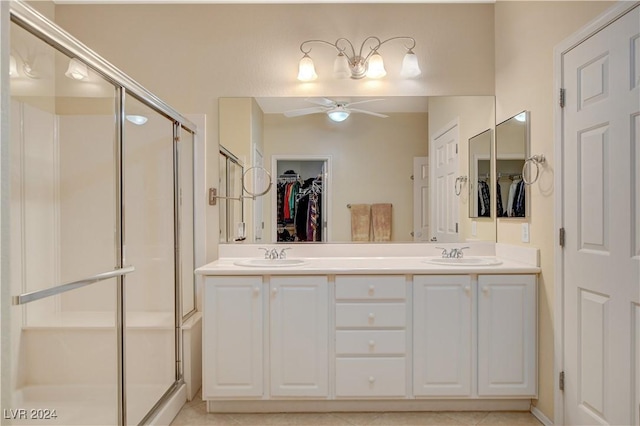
[258,247,291,259]
[435,247,470,258]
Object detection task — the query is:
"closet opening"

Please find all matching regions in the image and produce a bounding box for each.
[271,156,330,243]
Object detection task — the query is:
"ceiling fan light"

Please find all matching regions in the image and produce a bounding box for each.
[366,52,386,79]
[9,55,18,77]
[400,50,421,78]
[333,52,351,79]
[327,109,350,122]
[297,54,317,82]
[65,58,88,80]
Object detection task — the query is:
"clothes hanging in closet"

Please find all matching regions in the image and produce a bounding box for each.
[496,181,504,217]
[294,177,322,242]
[505,179,525,217]
[477,181,491,217]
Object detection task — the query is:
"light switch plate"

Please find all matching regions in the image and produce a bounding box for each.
[471,221,477,236]
[521,223,530,243]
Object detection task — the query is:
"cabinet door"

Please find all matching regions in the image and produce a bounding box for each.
[270,276,328,397]
[413,275,472,396]
[478,275,536,397]
[203,276,263,398]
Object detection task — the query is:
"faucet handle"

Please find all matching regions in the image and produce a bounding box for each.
[456,247,470,258]
[279,248,291,259]
[258,248,270,259]
[435,247,449,258]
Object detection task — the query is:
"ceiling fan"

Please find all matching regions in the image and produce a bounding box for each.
[283,98,389,122]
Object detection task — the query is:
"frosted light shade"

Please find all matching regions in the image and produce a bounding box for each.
[9,55,18,77]
[327,110,350,122]
[400,51,421,78]
[297,55,317,81]
[65,58,88,80]
[333,53,351,79]
[366,52,386,79]
[515,112,527,122]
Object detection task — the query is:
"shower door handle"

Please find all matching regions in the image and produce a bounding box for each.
[13,266,136,306]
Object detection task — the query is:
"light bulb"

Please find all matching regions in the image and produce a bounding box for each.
[400,50,421,78]
[328,108,350,122]
[366,52,386,79]
[297,54,317,82]
[333,52,351,79]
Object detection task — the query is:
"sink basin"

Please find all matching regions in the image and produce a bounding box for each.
[424,257,502,266]
[233,258,307,267]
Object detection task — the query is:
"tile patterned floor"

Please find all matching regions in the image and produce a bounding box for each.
[170,394,543,426]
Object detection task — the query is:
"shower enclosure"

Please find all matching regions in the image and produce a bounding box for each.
[5,2,196,425]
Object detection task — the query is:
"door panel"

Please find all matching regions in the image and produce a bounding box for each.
[431,123,459,243]
[563,6,640,425]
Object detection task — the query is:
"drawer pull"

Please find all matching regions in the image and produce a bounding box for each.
[368,313,375,321]
[369,376,376,383]
[369,340,375,346]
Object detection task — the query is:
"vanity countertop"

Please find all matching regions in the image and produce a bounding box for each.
[196,256,540,276]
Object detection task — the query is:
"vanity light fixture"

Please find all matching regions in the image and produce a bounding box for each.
[65,58,89,80]
[125,115,148,125]
[297,36,421,81]
[9,55,18,77]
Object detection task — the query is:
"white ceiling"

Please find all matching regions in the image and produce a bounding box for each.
[255,96,429,114]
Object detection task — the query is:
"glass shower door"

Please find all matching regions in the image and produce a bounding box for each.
[123,96,177,425]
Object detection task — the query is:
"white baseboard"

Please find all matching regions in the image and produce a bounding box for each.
[530,405,553,426]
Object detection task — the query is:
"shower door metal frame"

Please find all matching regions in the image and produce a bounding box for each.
[8,2,198,425]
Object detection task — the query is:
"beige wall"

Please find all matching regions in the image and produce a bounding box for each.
[494,1,613,419]
[54,2,496,261]
[263,112,428,242]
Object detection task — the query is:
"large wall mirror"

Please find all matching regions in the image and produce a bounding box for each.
[218,96,496,244]
[496,111,529,218]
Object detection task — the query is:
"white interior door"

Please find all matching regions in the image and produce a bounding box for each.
[413,156,429,241]
[430,122,459,243]
[562,5,640,425]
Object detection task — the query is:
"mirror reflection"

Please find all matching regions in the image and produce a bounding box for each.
[469,129,492,218]
[496,111,529,218]
[218,96,496,243]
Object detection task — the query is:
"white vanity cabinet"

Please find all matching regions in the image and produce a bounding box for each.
[269,276,329,397]
[203,276,263,398]
[413,275,472,397]
[477,274,537,397]
[334,275,409,398]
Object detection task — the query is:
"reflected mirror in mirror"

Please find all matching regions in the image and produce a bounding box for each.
[218,96,496,244]
[496,111,528,218]
[469,129,492,218]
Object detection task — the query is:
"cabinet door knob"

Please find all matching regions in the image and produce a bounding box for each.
[368,376,376,383]
[254,287,260,295]
[464,286,471,293]
[482,287,490,294]
[272,288,278,295]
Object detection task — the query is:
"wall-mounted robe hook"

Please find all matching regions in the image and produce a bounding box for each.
[454,176,468,196]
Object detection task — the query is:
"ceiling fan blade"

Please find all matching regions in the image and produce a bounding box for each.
[346,98,385,107]
[283,106,326,117]
[349,108,389,118]
[304,97,336,107]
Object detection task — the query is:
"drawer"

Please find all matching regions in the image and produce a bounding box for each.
[336,358,406,397]
[336,330,406,355]
[336,303,406,328]
[335,275,406,300]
